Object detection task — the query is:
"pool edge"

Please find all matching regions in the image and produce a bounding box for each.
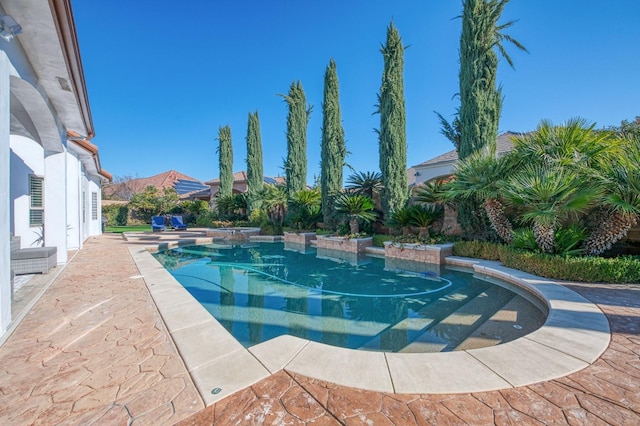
[130,245,611,405]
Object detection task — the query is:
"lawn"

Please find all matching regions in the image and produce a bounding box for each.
[105,225,151,233]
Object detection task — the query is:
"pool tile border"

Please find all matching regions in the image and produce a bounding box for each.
[130,245,611,406]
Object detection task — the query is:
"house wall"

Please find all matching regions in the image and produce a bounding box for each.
[9,134,44,248]
[86,175,102,237]
[44,151,68,263]
[412,162,454,186]
[1,51,11,334]
[66,151,81,250]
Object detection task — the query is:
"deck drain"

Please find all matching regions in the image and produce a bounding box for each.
[129,275,144,279]
[211,388,222,395]
[513,324,523,329]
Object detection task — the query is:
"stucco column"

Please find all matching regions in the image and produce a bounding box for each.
[44,150,68,263]
[0,52,12,334]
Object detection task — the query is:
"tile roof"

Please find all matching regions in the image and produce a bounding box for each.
[411,131,524,168]
[205,172,285,186]
[102,170,204,199]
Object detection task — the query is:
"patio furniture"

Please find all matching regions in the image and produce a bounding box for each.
[11,246,57,275]
[171,215,187,230]
[151,216,166,232]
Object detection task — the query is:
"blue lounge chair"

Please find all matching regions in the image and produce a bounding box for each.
[151,216,166,232]
[171,215,187,230]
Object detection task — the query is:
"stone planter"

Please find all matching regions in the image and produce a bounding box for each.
[316,247,371,266]
[384,242,454,264]
[205,227,261,241]
[384,256,440,276]
[284,241,316,254]
[316,235,373,253]
[283,232,316,245]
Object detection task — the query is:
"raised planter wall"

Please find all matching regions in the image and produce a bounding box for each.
[205,227,261,241]
[283,232,316,245]
[384,242,454,264]
[316,236,373,253]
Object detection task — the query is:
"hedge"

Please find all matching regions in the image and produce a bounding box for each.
[453,241,640,284]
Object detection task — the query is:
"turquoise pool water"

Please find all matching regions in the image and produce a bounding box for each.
[154,242,544,352]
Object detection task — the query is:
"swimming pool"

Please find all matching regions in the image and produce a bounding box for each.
[153,242,545,353]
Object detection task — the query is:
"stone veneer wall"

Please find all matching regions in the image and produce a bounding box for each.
[384,242,454,264]
[316,236,373,253]
[283,232,316,245]
[205,227,261,241]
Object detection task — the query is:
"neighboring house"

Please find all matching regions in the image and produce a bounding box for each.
[206,171,285,205]
[408,131,522,186]
[102,170,208,200]
[1,0,110,335]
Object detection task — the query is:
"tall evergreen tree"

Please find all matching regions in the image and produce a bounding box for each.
[377,22,408,217]
[320,59,346,229]
[217,125,233,198]
[246,111,264,215]
[280,81,311,199]
[457,0,526,236]
[458,0,526,159]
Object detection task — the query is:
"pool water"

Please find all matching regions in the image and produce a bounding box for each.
[154,242,545,353]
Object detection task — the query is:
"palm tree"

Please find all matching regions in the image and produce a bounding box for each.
[502,164,599,253]
[386,205,418,237]
[261,184,288,226]
[584,134,640,255]
[288,188,322,230]
[414,179,450,206]
[334,193,377,235]
[445,146,517,243]
[410,205,444,239]
[512,118,621,170]
[346,171,383,199]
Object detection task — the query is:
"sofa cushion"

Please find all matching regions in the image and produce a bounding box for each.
[11,246,57,260]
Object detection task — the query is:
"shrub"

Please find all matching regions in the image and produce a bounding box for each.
[194,211,219,227]
[453,240,640,283]
[102,204,129,226]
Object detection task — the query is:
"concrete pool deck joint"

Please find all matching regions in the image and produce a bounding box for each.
[129,246,611,406]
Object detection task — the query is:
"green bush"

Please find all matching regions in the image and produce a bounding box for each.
[102,204,129,226]
[453,240,640,283]
[259,221,283,236]
[194,211,218,227]
[372,234,390,247]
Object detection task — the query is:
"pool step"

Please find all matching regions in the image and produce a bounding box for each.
[399,285,516,353]
[359,283,487,351]
[454,295,546,351]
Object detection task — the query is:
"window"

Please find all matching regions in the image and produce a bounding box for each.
[29,175,44,226]
[82,192,86,223]
[91,192,98,220]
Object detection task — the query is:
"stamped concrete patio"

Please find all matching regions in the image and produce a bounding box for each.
[0,233,638,425]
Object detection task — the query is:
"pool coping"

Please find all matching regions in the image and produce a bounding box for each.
[129,240,611,406]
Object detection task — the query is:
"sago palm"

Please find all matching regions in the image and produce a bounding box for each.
[410,205,444,239]
[345,171,383,199]
[334,193,377,235]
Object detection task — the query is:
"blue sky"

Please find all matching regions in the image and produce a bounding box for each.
[72,0,640,184]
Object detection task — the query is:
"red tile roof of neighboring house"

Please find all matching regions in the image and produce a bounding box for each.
[103,170,203,199]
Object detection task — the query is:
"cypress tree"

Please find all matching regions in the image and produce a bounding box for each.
[281,81,311,199]
[246,111,263,215]
[320,59,346,229]
[378,21,408,217]
[217,125,233,198]
[457,0,526,236]
[458,0,526,159]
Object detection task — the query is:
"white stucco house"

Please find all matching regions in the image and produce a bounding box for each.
[1,0,110,336]
[408,131,521,186]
